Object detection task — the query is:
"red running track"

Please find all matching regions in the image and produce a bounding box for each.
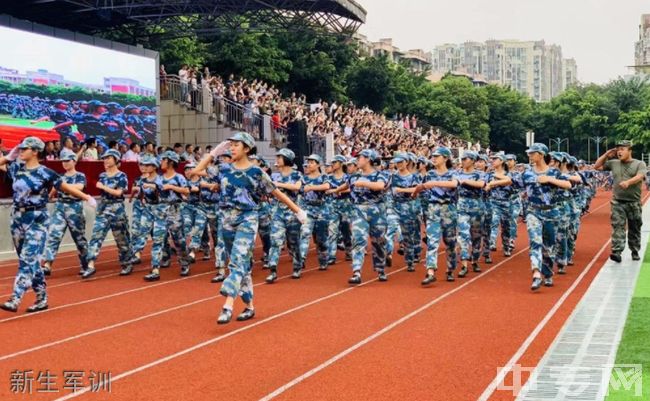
[0,191,621,401]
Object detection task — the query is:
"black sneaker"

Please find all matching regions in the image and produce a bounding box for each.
[504,250,512,257]
[144,270,160,282]
[319,264,328,271]
[543,277,554,287]
[217,308,233,325]
[414,255,422,263]
[490,246,497,252]
[632,251,641,261]
[421,274,437,286]
[484,256,492,264]
[531,277,543,291]
[386,255,392,267]
[472,262,482,273]
[446,271,455,282]
[42,266,52,276]
[81,267,96,279]
[180,265,190,277]
[188,252,196,264]
[377,271,388,282]
[557,265,566,275]
[236,308,255,322]
[265,271,278,284]
[407,265,415,272]
[348,273,361,285]
[567,259,574,266]
[26,297,48,313]
[212,270,226,283]
[458,266,468,278]
[397,246,404,256]
[328,259,336,266]
[610,253,622,263]
[160,259,171,268]
[0,298,19,313]
[119,265,133,276]
[291,270,301,279]
[345,253,352,261]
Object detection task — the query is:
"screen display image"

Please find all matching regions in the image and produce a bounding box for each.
[0,25,157,148]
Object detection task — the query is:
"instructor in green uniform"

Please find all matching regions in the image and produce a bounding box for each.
[594,140,647,262]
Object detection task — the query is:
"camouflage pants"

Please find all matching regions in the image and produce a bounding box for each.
[299,203,330,268]
[351,203,387,273]
[611,200,643,254]
[526,207,558,278]
[44,201,88,268]
[567,200,581,261]
[183,203,208,251]
[87,202,133,267]
[133,203,155,253]
[385,204,402,256]
[425,202,457,271]
[220,209,258,303]
[413,199,423,258]
[10,210,48,302]
[394,200,420,267]
[509,196,521,241]
[150,203,189,269]
[481,201,492,257]
[457,197,483,262]
[555,201,571,266]
[268,206,302,271]
[206,205,227,269]
[328,198,352,260]
[258,205,272,257]
[489,199,511,251]
[130,198,145,247]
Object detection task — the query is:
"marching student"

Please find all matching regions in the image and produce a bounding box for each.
[390,153,421,272]
[455,151,486,278]
[129,159,149,265]
[42,149,89,276]
[521,143,571,291]
[413,147,458,284]
[84,149,134,279]
[333,149,389,285]
[325,155,353,263]
[190,132,306,324]
[265,148,303,284]
[485,154,514,257]
[505,154,521,255]
[298,154,331,273]
[143,151,192,282]
[476,154,493,264]
[0,137,95,313]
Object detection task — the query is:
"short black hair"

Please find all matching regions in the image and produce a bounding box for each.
[130,143,138,150]
[185,144,193,151]
[174,143,182,149]
[108,140,118,149]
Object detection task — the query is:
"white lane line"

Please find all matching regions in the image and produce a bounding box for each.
[475,239,611,401]
[50,264,412,401]
[257,247,531,401]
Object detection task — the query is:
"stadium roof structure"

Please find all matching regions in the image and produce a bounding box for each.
[0,0,367,38]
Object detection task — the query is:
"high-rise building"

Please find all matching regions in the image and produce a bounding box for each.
[432,40,577,101]
[563,58,578,89]
[354,35,432,73]
[634,14,650,73]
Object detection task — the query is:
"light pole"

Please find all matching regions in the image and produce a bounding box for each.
[588,136,607,164]
[549,137,569,152]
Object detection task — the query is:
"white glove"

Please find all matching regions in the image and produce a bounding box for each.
[85,196,97,209]
[209,141,231,159]
[5,146,20,161]
[295,209,307,224]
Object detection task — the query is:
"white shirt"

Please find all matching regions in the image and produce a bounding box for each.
[122,150,140,162]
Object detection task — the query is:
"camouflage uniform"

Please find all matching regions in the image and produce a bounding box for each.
[299,173,330,269]
[520,167,562,278]
[420,168,458,272]
[349,170,388,274]
[43,171,88,268]
[7,162,63,304]
[567,171,587,262]
[130,176,147,253]
[268,170,303,272]
[327,173,352,261]
[87,171,133,269]
[218,164,276,302]
[185,177,209,251]
[206,165,227,269]
[485,171,513,252]
[456,170,484,262]
[554,172,573,267]
[390,171,421,268]
[149,173,190,270]
[508,171,523,249]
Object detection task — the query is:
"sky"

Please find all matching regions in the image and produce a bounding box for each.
[358,0,648,84]
[0,26,156,90]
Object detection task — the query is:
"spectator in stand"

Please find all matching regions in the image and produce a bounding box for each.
[44,141,57,161]
[160,65,168,98]
[173,143,183,158]
[179,64,189,104]
[118,143,128,158]
[108,141,119,151]
[123,143,141,162]
[143,141,156,156]
[78,137,99,161]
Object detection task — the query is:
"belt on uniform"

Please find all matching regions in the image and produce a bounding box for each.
[144,200,160,205]
[101,199,124,204]
[58,199,81,204]
[13,205,46,213]
[530,204,554,210]
[305,201,324,206]
[434,200,451,205]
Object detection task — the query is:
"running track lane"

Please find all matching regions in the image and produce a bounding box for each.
[0,192,612,401]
